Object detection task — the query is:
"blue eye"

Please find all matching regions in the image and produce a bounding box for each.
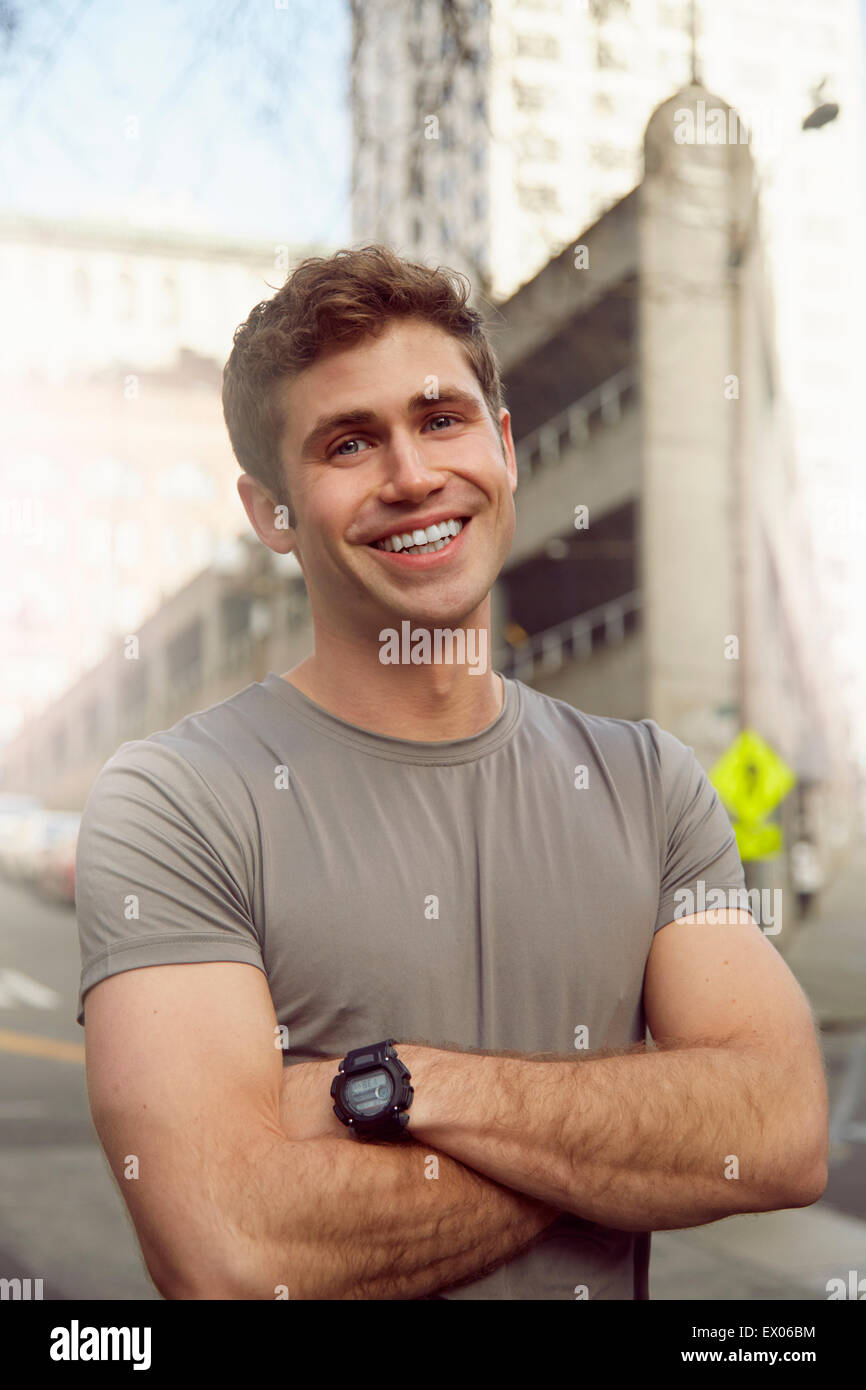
[328,414,459,458]
[332,437,372,457]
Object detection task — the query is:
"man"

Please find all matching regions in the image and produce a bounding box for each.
[76,245,828,1301]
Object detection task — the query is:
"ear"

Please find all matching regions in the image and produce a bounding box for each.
[236,474,296,554]
[498,409,518,496]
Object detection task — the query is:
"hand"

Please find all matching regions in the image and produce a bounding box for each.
[278,1057,348,1142]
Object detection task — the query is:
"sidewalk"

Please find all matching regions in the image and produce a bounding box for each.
[651,839,866,1300]
[784,838,866,1028]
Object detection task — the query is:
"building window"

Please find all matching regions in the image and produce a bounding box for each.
[439,171,455,200]
[516,32,559,59]
[513,82,547,111]
[590,142,627,169]
[517,184,561,213]
[596,40,624,69]
[516,130,559,161]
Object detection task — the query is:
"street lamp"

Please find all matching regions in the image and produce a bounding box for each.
[802,79,839,130]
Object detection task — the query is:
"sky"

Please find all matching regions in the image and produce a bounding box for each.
[0,0,352,246]
[1,0,864,245]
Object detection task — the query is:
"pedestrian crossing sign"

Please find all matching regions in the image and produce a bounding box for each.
[709,729,796,824]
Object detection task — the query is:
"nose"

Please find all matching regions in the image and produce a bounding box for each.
[376,426,447,506]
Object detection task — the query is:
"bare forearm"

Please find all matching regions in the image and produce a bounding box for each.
[407,1040,827,1232]
[214,1128,558,1300]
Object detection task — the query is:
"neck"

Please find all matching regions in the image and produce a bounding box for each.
[281,606,503,741]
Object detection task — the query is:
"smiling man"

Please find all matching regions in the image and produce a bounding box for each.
[234,307,516,738]
[76,246,828,1302]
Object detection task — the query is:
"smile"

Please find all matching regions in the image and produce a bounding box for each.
[372,517,465,554]
[368,517,471,566]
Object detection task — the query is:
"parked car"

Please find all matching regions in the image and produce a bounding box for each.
[3,810,81,888]
[0,801,45,880]
[36,815,82,904]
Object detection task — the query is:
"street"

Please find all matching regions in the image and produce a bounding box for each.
[0,875,156,1300]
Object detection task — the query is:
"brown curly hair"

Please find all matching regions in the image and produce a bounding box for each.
[221,245,505,521]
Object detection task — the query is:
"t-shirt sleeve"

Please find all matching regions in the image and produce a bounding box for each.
[644,721,747,934]
[75,737,264,1027]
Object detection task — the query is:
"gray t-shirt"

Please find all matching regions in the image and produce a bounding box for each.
[75,671,746,1300]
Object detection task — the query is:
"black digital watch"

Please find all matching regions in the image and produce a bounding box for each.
[330,1039,414,1141]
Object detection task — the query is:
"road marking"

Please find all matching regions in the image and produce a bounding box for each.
[0,969,62,1010]
[0,1030,84,1064]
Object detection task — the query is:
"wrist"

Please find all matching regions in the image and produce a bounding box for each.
[279,1058,348,1142]
[397,1044,457,1139]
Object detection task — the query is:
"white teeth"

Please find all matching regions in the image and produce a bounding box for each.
[372,517,465,553]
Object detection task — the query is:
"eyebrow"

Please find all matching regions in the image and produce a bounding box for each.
[299,386,485,458]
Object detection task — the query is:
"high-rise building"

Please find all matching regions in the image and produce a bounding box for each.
[351,0,866,760]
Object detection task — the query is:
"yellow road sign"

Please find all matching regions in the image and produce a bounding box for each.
[710,729,796,823]
[733,820,783,861]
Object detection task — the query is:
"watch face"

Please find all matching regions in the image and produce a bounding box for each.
[345,1068,394,1117]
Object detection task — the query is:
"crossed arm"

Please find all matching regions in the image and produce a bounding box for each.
[86,912,828,1300]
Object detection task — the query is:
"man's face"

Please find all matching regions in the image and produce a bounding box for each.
[266,316,518,638]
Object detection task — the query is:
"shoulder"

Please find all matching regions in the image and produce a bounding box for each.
[82,679,272,830]
[511,679,680,769]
